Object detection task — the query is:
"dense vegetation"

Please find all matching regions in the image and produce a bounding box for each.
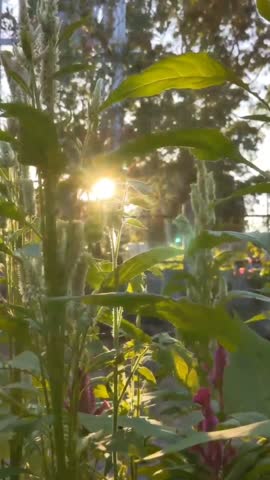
[1,1,270,480]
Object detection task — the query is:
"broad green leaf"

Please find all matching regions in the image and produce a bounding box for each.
[79,293,267,352]
[144,420,270,460]
[216,182,270,205]
[242,114,270,122]
[58,16,91,44]
[9,351,40,375]
[0,201,24,221]
[0,103,65,170]
[138,366,156,384]
[256,0,270,21]
[79,413,176,440]
[99,129,244,165]
[206,230,270,254]
[53,63,92,78]
[102,52,240,109]
[101,246,181,289]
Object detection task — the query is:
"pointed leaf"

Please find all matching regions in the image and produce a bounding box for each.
[101,246,181,289]
[58,16,91,44]
[98,129,245,165]
[216,182,270,205]
[138,366,156,384]
[144,420,270,460]
[102,52,240,109]
[242,114,270,122]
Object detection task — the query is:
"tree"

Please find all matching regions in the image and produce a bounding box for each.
[38,0,270,236]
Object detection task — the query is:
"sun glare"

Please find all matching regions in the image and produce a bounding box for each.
[80,178,116,202]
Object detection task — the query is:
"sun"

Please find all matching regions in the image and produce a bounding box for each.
[80,178,116,202]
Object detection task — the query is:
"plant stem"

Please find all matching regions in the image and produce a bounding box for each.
[42,172,67,480]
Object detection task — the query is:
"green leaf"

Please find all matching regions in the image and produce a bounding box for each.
[0,103,65,170]
[144,420,270,460]
[172,350,199,393]
[58,16,91,44]
[5,69,32,97]
[245,313,268,324]
[216,182,270,205]
[99,129,245,165]
[102,52,240,109]
[256,0,270,21]
[0,241,14,257]
[0,201,25,221]
[79,293,266,352]
[227,290,270,303]
[9,351,40,375]
[53,63,93,78]
[101,246,181,290]
[138,366,156,384]
[79,413,176,440]
[242,114,270,122]
[205,230,270,254]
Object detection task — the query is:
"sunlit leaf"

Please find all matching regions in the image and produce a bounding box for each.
[101,246,181,289]
[102,52,241,109]
[138,366,156,384]
[125,218,147,230]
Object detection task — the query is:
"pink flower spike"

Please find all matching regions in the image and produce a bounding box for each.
[78,370,96,414]
[193,387,211,409]
[210,344,228,389]
[95,400,111,415]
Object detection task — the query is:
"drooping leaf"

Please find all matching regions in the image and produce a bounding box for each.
[97,129,246,166]
[9,351,40,375]
[102,52,242,109]
[205,230,270,254]
[58,16,91,44]
[227,290,270,303]
[143,420,270,460]
[0,103,65,170]
[216,182,270,205]
[101,246,181,290]
[53,63,93,78]
[79,413,176,440]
